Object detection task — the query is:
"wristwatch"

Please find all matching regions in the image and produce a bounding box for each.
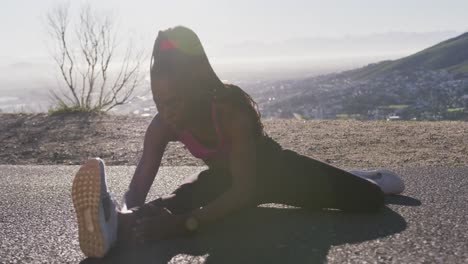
[184,215,199,232]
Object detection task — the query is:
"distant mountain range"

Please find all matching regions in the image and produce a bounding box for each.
[347,32,468,79]
[212,31,460,59]
[254,32,468,121]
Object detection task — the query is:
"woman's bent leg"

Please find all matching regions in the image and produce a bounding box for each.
[117,168,230,243]
[122,167,230,217]
[262,150,385,213]
[147,168,231,214]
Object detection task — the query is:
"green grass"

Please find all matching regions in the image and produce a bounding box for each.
[447,107,465,112]
[380,105,409,110]
[450,62,468,76]
[48,105,103,115]
[336,114,349,119]
[336,113,362,120]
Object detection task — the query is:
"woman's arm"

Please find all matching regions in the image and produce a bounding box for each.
[131,108,259,242]
[123,114,173,210]
[190,109,257,225]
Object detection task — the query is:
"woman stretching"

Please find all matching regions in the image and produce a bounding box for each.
[71,26,405,258]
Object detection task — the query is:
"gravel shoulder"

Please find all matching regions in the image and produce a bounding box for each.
[0,113,467,168]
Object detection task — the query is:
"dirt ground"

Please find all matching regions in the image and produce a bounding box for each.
[0,113,466,169]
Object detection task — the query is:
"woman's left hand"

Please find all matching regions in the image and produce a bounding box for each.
[133,209,187,243]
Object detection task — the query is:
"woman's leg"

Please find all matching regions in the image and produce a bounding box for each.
[117,168,231,242]
[145,168,231,214]
[259,150,385,213]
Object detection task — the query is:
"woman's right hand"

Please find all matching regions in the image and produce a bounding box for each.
[132,207,188,243]
[118,203,171,246]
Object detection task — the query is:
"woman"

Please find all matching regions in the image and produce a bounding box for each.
[72,26,404,258]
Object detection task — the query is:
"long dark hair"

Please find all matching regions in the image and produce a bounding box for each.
[150,26,264,137]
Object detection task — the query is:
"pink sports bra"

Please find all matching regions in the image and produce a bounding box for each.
[177,100,231,160]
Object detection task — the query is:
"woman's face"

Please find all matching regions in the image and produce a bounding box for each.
[152,78,187,129]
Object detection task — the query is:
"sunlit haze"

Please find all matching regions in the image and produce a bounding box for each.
[1,0,467,111]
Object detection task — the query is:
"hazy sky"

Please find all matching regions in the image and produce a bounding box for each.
[1,0,467,62]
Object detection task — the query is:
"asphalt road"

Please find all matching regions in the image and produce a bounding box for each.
[0,165,467,264]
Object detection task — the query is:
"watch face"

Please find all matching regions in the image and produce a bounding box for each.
[186,216,198,231]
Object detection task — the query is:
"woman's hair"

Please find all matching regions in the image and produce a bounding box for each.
[150,26,264,137]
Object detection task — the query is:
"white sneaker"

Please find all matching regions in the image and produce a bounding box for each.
[72,158,118,258]
[349,169,405,195]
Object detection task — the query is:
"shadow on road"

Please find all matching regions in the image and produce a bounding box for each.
[384,195,422,206]
[80,204,410,264]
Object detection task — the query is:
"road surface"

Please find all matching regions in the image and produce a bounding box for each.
[0,165,467,263]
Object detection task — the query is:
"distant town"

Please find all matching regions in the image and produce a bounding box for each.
[250,69,468,121]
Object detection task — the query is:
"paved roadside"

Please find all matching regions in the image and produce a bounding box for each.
[0,165,467,263]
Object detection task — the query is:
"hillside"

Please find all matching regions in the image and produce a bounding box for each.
[254,32,468,121]
[351,32,468,79]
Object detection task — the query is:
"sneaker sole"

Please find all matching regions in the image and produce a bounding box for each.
[72,159,107,258]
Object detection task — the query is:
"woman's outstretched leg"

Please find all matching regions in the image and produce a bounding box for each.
[72,158,119,258]
[259,150,385,213]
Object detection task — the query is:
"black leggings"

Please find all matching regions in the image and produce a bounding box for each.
[148,146,385,215]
